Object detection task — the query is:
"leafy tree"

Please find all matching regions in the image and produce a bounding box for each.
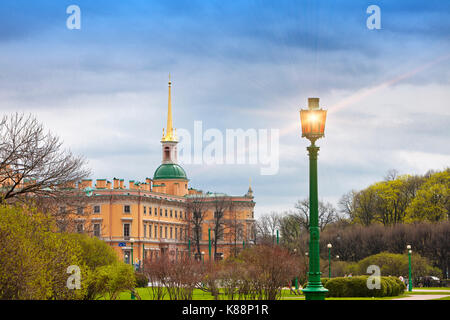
[355,252,442,281]
[88,263,136,300]
[0,204,88,299]
[405,169,450,222]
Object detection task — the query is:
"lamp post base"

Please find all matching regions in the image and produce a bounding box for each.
[302,285,328,300]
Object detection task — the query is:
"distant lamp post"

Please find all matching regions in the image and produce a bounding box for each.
[208,228,211,262]
[407,245,412,292]
[294,249,299,290]
[336,255,339,260]
[300,97,328,300]
[130,238,135,268]
[327,243,332,278]
[201,251,205,264]
[130,238,136,300]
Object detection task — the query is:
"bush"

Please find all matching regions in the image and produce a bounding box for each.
[135,272,148,288]
[322,276,405,297]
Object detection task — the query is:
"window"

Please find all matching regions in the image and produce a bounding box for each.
[175,210,177,218]
[60,206,66,214]
[180,228,183,240]
[76,223,83,233]
[149,224,152,238]
[123,223,130,239]
[154,225,158,238]
[93,223,101,237]
[93,205,101,214]
[165,209,167,217]
[154,207,157,216]
[170,210,173,218]
[175,227,177,239]
[143,206,146,215]
[160,226,163,239]
[170,227,173,239]
[149,207,152,216]
[124,205,131,214]
[160,208,162,216]
[143,224,147,238]
[77,207,84,215]
[165,226,168,239]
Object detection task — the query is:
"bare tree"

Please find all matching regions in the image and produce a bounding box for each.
[293,198,338,231]
[338,190,357,220]
[226,201,244,257]
[384,169,399,181]
[255,211,280,245]
[0,113,90,204]
[211,195,227,260]
[185,195,207,260]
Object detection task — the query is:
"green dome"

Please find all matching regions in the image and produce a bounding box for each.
[153,163,188,180]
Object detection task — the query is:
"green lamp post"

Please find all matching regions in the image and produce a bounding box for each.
[407,245,412,292]
[208,228,212,262]
[327,243,332,278]
[276,230,279,245]
[294,249,299,290]
[130,238,135,300]
[300,97,328,300]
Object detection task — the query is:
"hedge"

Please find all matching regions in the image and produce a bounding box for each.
[302,276,405,297]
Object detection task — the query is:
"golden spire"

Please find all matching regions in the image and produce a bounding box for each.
[162,74,177,142]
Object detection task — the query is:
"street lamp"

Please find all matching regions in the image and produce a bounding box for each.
[208,228,212,262]
[327,243,332,278]
[294,249,299,290]
[201,251,205,264]
[300,97,328,301]
[130,238,135,268]
[407,245,412,292]
[130,238,136,300]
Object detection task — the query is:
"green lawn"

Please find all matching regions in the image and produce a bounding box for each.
[105,287,413,300]
[101,286,450,300]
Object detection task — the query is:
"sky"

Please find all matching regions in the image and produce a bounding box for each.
[0,0,449,217]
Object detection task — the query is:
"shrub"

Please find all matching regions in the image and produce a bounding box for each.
[135,272,148,288]
[323,276,405,297]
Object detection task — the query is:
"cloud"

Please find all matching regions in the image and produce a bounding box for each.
[0,0,449,217]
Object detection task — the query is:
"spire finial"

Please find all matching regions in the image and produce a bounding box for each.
[162,75,176,141]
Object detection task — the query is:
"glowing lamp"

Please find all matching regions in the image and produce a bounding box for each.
[300,98,327,142]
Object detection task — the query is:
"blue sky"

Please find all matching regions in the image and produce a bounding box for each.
[1,0,449,216]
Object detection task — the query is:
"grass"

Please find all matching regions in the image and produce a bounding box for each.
[413,287,450,290]
[431,296,450,300]
[104,287,416,300]
[100,286,450,301]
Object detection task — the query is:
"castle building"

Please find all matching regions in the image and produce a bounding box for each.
[71,79,256,265]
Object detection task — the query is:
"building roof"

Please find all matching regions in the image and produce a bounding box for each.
[153,163,188,181]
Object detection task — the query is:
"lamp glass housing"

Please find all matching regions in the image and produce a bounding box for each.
[300,109,327,140]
